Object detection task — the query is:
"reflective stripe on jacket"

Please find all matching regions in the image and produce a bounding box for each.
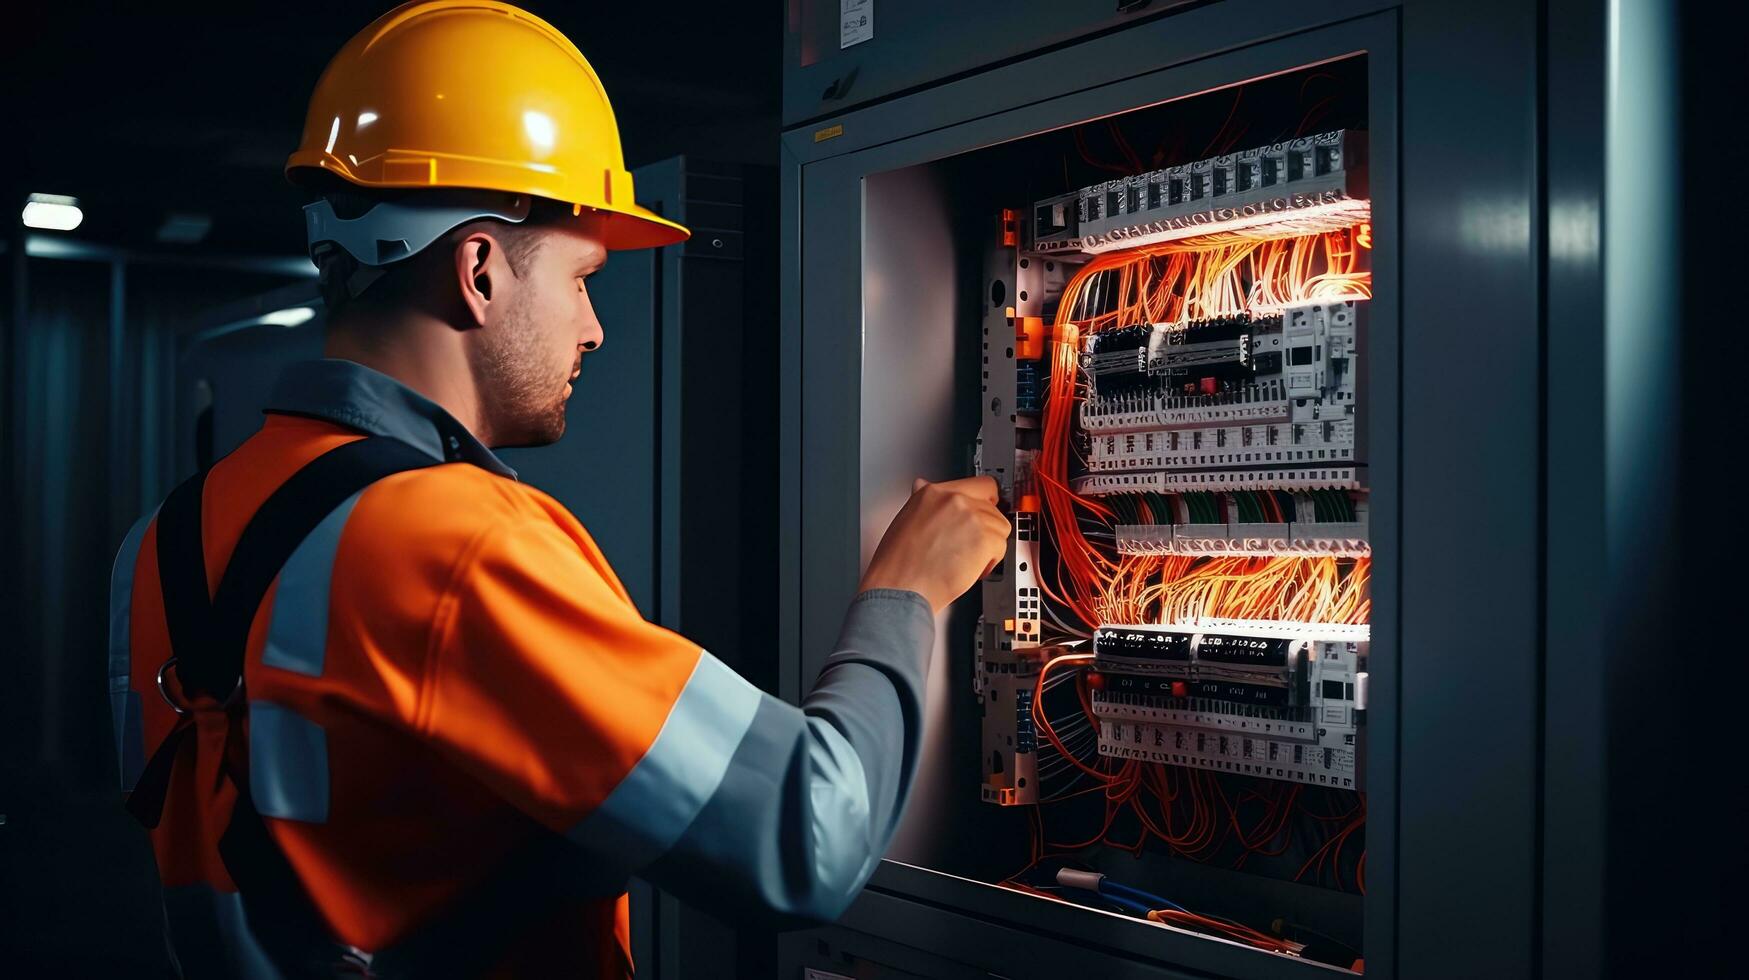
[108,358,934,978]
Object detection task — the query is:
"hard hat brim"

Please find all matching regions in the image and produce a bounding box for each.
[286,152,691,252]
[599,203,691,250]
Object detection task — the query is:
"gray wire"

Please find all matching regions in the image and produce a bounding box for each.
[1041,603,1093,639]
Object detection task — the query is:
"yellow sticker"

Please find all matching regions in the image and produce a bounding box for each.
[813,124,844,143]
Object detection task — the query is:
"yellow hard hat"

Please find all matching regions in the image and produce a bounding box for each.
[286,0,688,251]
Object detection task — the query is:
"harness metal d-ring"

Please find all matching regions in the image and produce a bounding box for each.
[156,658,189,716]
[156,657,244,715]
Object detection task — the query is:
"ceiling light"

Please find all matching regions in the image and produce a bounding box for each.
[22,193,83,232]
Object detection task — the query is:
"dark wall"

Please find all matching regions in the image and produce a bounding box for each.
[1,253,306,972]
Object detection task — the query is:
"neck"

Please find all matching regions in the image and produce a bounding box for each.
[324,312,493,443]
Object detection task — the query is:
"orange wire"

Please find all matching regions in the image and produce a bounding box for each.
[1024,223,1373,905]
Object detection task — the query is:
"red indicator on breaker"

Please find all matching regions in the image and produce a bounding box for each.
[1171,681,1189,698]
[1016,316,1045,359]
[1199,377,1218,395]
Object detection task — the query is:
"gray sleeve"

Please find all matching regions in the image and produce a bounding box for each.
[109,511,154,792]
[566,588,934,927]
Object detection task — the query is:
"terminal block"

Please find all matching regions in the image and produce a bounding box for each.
[1090,622,1368,789]
[1030,130,1369,254]
[977,624,1042,806]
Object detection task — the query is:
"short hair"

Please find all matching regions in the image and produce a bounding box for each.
[306,180,574,324]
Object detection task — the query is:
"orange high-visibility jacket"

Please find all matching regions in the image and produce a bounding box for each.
[108,359,933,978]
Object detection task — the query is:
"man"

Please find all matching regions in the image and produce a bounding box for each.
[107,2,1009,976]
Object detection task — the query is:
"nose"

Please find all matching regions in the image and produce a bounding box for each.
[577,287,605,353]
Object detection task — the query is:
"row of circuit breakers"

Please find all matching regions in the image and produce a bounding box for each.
[974,130,1371,805]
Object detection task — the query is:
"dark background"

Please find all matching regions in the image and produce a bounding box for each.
[1,2,777,972]
[5,1,1746,977]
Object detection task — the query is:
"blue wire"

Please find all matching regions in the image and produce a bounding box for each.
[1060,886,1152,918]
[1097,893,1154,917]
[1101,879,1188,914]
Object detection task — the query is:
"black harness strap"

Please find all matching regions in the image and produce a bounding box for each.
[124,468,211,830]
[155,467,214,680]
[126,437,439,976]
[188,437,438,697]
[129,435,606,978]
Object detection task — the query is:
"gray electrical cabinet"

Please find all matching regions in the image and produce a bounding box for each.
[777,1,1574,977]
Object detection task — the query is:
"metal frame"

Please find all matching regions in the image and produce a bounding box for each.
[780,0,1542,976]
[1538,2,1705,977]
[1394,0,1541,975]
[1541,1,1605,975]
[781,0,1208,127]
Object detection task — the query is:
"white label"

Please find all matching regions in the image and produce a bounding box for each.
[840,0,873,48]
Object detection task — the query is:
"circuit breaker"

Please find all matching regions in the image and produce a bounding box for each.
[970,83,1373,965]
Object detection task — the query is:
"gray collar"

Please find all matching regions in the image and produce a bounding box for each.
[264,359,517,480]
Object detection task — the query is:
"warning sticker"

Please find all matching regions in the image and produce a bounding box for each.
[840,0,873,49]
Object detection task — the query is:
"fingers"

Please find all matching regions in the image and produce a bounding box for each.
[977,507,1012,542]
[986,527,1011,565]
[912,478,929,493]
[941,486,1010,545]
[927,474,1000,504]
[975,507,1010,575]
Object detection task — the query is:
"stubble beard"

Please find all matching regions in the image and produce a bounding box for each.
[479,298,571,449]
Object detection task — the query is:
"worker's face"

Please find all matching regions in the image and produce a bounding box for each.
[477,221,607,447]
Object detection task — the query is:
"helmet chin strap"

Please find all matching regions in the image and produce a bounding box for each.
[304,190,534,299]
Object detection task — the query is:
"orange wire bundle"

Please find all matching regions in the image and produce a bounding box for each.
[1034,225,1373,630]
[1012,227,1373,937]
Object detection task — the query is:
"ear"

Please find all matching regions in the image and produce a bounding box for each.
[454,232,499,329]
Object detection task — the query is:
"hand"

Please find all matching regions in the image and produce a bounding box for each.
[859,476,1011,614]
